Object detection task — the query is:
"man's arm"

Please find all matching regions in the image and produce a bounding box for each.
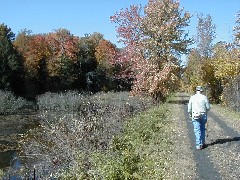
[188,97,192,117]
[188,97,192,112]
[205,96,210,111]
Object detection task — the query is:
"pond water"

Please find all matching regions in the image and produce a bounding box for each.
[0,150,16,169]
[0,113,39,170]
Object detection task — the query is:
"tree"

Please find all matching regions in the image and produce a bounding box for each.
[233,11,240,46]
[90,40,118,91]
[215,12,240,109]
[111,0,191,100]
[14,29,32,56]
[196,14,216,59]
[14,29,81,94]
[77,33,104,91]
[142,0,191,62]
[95,40,117,67]
[47,29,79,76]
[15,32,53,96]
[25,34,52,75]
[95,39,117,77]
[183,49,202,91]
[0,23,24,95]
[212,42,240,80]
[110,5,143,87]
[184,13,217,99]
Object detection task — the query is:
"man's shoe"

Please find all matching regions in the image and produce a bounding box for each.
[196,146,202,150]
[202,143,206,148]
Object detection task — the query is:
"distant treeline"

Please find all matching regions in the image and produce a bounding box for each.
[0,24,132,99]
[1,6,240,111]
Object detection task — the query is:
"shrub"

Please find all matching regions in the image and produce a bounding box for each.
[222,76,240,112]
[64,105,172,179]
[18,91,154,178]
[0,169,3,178]
[37,90,86,111]
[0,90,28,114]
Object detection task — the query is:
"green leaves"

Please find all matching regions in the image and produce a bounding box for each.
[90,104,172,179]
[0,23,24,92]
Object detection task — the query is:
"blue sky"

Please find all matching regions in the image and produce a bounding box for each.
[1,0,239,47]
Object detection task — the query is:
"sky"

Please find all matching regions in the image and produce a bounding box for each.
[0,0,239,48]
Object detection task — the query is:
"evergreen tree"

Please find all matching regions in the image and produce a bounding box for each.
[0,23,25,95]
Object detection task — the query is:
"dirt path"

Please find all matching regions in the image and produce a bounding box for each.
[167,92,240,180]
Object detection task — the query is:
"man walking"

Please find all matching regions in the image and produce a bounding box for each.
[188,86,211,150]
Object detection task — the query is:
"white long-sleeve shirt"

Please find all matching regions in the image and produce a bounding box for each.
[188,92,210,116]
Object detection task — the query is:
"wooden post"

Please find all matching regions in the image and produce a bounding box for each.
[33,168,36,180]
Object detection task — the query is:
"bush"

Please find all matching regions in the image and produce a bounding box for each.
[0,90,28,114]
[0,169,3,178]
[64,105,172,179]
[18,91,154,178]
[37,90,86,111]
[222,76,240,112]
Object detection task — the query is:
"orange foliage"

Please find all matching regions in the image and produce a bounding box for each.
[24,35,52,75]
[95,40,117,66]
[46,29,79,61]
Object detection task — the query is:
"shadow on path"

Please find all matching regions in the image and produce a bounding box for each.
[168,99,189,105]
[167,93,190,105]
[207,137,240,147]
[183,102,222,179]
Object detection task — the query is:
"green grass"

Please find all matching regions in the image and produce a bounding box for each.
[63,104,173,179]
[17,91,155,179]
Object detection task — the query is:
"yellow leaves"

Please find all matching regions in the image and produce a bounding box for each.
[211,44,240,79]
[95,40,116,65]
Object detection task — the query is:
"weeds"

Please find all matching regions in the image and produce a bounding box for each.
[222,76,240,112]
[37,90,86,112]
[16,91,154,178]
[0,169,3,178]
[0,90,29,114]
[212,104,240,121]
[64,104,172,179]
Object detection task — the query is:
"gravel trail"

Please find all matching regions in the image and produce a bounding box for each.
[168,93,240,180]
[166,100,198,179]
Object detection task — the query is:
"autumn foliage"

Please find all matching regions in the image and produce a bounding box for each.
[111,0,191,100]
[11,29,122,96]
[0,1,239,105]
[183,12,240,107]
[95,39,117,71]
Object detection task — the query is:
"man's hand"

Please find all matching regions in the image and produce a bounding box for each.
[189,113,192,119]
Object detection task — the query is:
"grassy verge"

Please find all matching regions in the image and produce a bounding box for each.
[63,104,173,179]
[15,91,154,179]
[212,104,240,121]
[0,169,3,178]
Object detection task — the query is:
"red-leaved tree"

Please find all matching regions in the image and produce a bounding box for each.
[46,29,79,76]
[111,0,191,100]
